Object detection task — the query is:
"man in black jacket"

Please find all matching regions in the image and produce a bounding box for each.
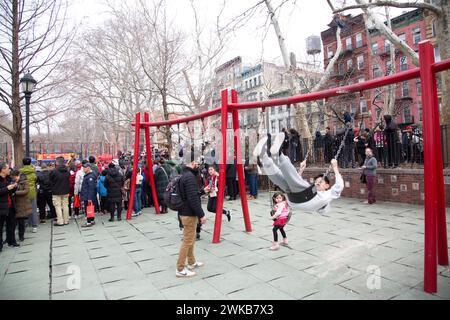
[49,157,71,226]
[176,160,206,278]
[37,164,56,222]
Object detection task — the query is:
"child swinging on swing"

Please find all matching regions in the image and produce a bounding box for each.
[270,192,290,251]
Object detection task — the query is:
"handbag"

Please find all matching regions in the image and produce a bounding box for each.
[86,200,95,218]
[360,173,367,184]
[73,195,81,208]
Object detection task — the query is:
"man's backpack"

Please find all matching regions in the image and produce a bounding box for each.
[163,175,185,211]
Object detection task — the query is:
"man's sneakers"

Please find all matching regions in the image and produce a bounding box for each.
[32,228,37,233]
[176,267,196,278]
[253,136,269,159]
[187,261,204,270]
[270,132,286,156]
[225,210,232,222]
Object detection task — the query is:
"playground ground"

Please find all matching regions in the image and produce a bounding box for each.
[0,193,449,300]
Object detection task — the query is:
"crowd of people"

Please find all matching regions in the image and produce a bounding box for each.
[278,114,424,169]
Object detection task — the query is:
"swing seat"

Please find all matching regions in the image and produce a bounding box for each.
[287,185,317,204]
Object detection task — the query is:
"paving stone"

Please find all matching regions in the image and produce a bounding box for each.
[162,279,226,300]
[242,259,298,282]
[276,252,325,271]
[339,274,409,300]
[204,270,261,294]
[226,282,293,300]
[52,286,106,300]
[103,279,165,300]
[269,272,321,299]
[98,263,146,284]
[303,284,365,300]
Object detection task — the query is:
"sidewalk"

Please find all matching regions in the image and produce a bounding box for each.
[0,193,449,300]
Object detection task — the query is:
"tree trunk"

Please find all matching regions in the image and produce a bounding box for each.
[161,92,173,157]
[11,0,23,168]
[437,0,450,166]
[385,7,397,116]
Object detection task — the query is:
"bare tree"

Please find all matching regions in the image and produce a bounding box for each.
[0,0,74,166]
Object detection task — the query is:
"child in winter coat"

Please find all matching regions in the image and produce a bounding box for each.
[270,192,290,251]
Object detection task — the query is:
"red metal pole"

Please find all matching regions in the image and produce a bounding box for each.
[419,41,439,293]
[424,42,449,267]
[212,90,228,244]
[231,90,252,233]
[144,112,160,215]
[127,112,141,220]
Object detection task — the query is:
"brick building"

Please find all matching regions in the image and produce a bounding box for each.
[321,9,431,131]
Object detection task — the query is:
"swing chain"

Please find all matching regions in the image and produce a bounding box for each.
[324,123,351,177]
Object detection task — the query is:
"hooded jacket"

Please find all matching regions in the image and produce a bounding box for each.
[104,167,124,202]
[14,173,32,219]
[19,165,37,200]
[49,165,71,195]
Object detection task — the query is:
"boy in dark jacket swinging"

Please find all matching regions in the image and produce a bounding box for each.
[176,160,206,278]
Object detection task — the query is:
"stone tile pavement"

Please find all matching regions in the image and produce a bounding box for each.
[0,194,449,300]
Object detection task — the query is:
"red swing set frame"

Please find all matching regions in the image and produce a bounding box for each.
[130,41,449,294]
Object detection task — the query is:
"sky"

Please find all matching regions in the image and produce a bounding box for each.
[68,0,409,68]
[68,0,336,67]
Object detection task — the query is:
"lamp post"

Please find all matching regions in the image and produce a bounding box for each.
[20,73,37,158]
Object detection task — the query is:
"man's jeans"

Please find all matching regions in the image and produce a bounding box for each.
[134,187,142,213]
[248,174,258,197]
[27,198,38,228]
[177,216,198,272]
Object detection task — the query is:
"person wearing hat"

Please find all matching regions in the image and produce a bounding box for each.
[80,163,98,227]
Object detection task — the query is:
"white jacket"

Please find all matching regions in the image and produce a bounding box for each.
[289,173,344,214]
[74,170,85,195]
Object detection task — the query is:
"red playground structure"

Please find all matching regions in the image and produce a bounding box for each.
[128,41,449,294]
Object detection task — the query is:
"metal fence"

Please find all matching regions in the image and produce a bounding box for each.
[284,126,450,169]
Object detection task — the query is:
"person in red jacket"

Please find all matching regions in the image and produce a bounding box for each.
[68,164,77,217]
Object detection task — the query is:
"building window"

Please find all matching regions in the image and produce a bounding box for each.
[416,79,421,96]
[372,42,378,55]
[259,92,263,101]
[404,106,411,123]
[356,33,363,48]
[400,56,408,71]
[258,75,262,86]
[376,108,382,120]
[431,20,437,37]
[384,40,391,53]
[357,55,364,70]
[271,106,275,115]
[435,45,441,62]
[358,77,365,83]
[347,59,353,71]
[327,46,334,59]
[402,82,410,97]
[279,74,284,85]
[375,88,383,101]
[398,33,406,43]
[338,63,345,75]
[345,37,352,50]
[279,119,284,131]
[360,99,368,113]
[373,63,382,78]
[350,104,357,115]
[385,60,392,75]
[413,27,421,44]
[418,102,423,121]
